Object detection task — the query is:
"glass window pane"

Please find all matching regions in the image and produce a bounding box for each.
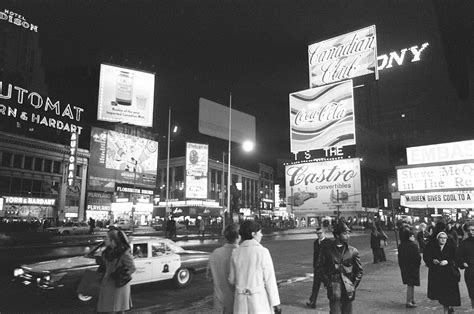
[13,154,22,168]
[44,160,52,173]
[34,158,43,171]
[24,156,33,170]
[1,152,12,167]
[53,161,61,174]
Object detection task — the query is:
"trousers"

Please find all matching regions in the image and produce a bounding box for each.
[329,298,353,314]
[309,271,323,303]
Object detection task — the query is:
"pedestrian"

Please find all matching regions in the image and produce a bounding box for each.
[457,222,474,310]
[377,224,388,262]
[423,231,460,314]
[97,228,136,313]
[397,229,421,308]
[89,217,96,235]
[306,227,332,309]
[199,218,206,238]
[446,221,459,247]
[229,220,281,314]
[206,224,240,314]
[455,222,464,242]
[317,221,363,314]
[167,217,176,239]
[416,223,430,253]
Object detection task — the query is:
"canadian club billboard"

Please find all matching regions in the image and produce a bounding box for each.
[285,158,362,214]
[185,142,209,199]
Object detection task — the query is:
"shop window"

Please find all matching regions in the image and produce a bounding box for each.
[133,243,148,258]
[76,165,82,177]
[13,154,23,168]
[52,161,61,174]
[24,156,33,170]
[44,159,52,173]
[1,152,12,167]
[34,158,43,172]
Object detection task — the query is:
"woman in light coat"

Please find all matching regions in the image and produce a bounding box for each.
[229,220,281,314]
[97,228,136,313]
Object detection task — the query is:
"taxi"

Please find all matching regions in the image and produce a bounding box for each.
[12,236,210,302]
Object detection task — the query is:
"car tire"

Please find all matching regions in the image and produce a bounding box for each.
[62,231,70,236]
[173,267,193,288]
[77,293,94,303]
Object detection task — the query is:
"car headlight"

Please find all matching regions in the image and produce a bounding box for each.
[13,268,24,277]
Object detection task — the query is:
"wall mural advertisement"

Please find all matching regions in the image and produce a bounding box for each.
[88,127,158,191]
[289,80,355,153]
[185,142,209,199]
[308,25,377,87]
[97,64,155,127]
[285,158,362,214]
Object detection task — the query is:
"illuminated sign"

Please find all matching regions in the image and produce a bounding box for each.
[185,142,209,199]
[397,162,474,192]
[0,9,38,32]
[0,81,84,134]
[378,43,429,71]
[285,158,362,213]
[67,132,78,186]
[4,197,56,206]
[308,25,377,87]
[274,184,280,208]
[97,64,155,127]
[401,191,474,209]
[289,80,355,153]
[406,140,474,165]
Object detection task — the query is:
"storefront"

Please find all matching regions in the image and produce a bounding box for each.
[110,202,153,226]
[0,196,56,220]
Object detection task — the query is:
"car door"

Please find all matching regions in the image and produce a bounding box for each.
[130,242,154,284]
[150,241,181,281]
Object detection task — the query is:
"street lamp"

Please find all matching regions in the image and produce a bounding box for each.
[165,107,180,219]
[131,157,138,233]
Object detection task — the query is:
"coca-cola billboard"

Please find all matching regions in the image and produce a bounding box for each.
[308,25,378,87]
[285,158,362,214]
[289,80,355,153]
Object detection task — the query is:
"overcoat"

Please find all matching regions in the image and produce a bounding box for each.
[97,249,136,312]
[457,237,474,299]
[423,241,460,306]
[397,241,421,286]
[229,239,280,314]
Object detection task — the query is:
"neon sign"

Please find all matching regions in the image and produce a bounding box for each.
[67,133,78,186]
[0,9,38,32]
[378,42,429,70]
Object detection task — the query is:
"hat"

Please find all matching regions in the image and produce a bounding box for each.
[333,221,351,235]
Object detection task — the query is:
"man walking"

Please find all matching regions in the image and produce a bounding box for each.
[317,221,363,314]
[307,227,332,308]
[206,224,240,314]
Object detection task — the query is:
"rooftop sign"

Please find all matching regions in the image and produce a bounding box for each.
[407,140,474,165]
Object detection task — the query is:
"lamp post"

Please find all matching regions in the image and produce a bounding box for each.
[131,158,138,233]
[166,107,171,218]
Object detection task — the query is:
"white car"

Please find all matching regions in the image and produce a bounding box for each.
[46,222,91,235]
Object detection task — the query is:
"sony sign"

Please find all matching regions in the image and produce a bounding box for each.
[406,140,474,165]
[378,42,429,71]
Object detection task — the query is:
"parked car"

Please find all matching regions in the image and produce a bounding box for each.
[113,219,132,230]
[12,236,210,302]
[46,222,91,235]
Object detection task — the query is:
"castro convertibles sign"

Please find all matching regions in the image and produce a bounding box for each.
[401,191,473,209]
[0,81,84,134]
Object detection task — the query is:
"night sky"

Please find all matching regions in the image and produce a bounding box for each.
[1,0,473,172]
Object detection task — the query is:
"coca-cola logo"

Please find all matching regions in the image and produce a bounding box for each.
[294,102,345,126]
[287,164,357,186]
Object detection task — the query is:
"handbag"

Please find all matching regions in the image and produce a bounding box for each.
[110,255,132,287]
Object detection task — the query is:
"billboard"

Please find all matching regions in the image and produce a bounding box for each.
[185,143,209,199]
[308,25,378,87]
[397,162,474,192]
[285,158,362,213]
[406,140,474,165]
[289,80,355,153]
[97,64,155,127]
[198,98,256,144]
[401,190,474,209]
[88,127,158,191]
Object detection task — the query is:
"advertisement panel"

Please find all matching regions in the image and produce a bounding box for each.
[97,64,155,127]
[308,25,377,87]
[406,140,474,165]
[289,80,355,153]
[401,190,474,209]
[88,127,158,191]
[397,162,474,192]
[185,142,209,199]
[285,158,362,213]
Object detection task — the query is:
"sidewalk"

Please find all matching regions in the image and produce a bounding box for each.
[163,245,473,314]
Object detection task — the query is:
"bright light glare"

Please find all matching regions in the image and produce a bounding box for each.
[172,125,178,133]
[242,140,254,152]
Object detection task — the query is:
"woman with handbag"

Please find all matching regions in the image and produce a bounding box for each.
[97,228,136,313]
[423,231,460,314]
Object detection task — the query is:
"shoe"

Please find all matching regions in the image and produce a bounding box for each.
[448,307,454,313]
[406,303,417,308]
[306,302,316,309]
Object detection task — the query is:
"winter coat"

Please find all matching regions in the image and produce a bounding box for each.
[457,237,474,299]
[97,249,136,312]
[397,241,421,286]
[416,230,430,253]
[423,241,460,306]
[317,240,363,301]
[313,238,333,269]
[229,239,280,314]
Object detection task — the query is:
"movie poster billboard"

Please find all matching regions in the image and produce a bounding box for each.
[185,143,209,199]
[88,127,158,191]
[308,25,378,87]
[289,80,355,153]
[97,64,155,127]
[285,158,362,213]
[401,190,474,209]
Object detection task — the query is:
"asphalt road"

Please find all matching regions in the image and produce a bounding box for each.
[0,232,375,313]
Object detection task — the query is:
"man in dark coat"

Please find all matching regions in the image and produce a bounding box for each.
[306,227,332,308]
[398,229,421,308]
[457,222,474,310]
[317,222,363,314]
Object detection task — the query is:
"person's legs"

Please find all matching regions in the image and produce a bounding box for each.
[471,298,474,309]
[406,285,415,305]
[372,249,378,263]
[308,273,322,305]
[341,299,353,314]
[329,299,342,314]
